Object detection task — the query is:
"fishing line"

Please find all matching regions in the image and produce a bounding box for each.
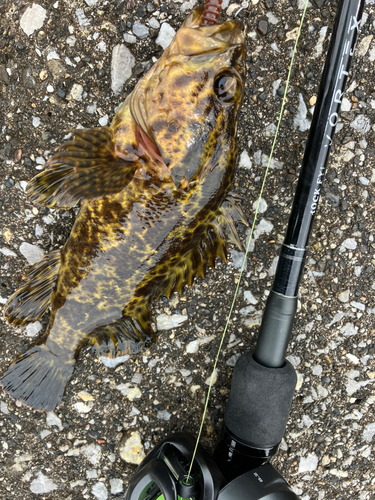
[186,0,310,482]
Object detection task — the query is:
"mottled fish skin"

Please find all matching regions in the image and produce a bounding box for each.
[1,6,246,411]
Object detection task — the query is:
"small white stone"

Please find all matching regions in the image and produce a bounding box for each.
[156,23,176,50]
[363,423,375,442]
[205,369,218,386]
[356,34,373,57]
[350,115,371,135]
[92,482,108,500]
[95,41,107,53]
[46,84,54,92]
[157,409,172,421]
[111,45,135,96]
[238,150,252,169]
[81,443,102,465]
[98,114,109,126]
[244,290,258,305]
[119,431,145,465]
[0,401,9,414]
[123,33,137,44]
[19,242,44,265]
[156,313,188,330]
[149,18,160,29]
[76,8,90,26]
[68,83,84,101]
[230,250,247,270]
[133,21,149,39]
[252,197,267,213]
[341,97,351,112]
[30,472,58,494]
[46,411,63,430]
[110,478,123,495]
[298,454,318,473]
[32,116,41,127]
[26,321,43,337]
[100,354,130,368]
[294,94,311,132]
[85,0,99,5]
[73,402,92,413]
[338,290,350,303]
[0,247,17,257]
[341,238,357,250]
[20,4,47,37]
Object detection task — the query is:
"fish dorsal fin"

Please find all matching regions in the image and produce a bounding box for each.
[27,127,141,208]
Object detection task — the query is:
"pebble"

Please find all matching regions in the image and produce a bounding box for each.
[0,401,9,414]
[156,313,188,330]
[185,335,215,354]
[81,443,102,465]
[356,35,373,57]
[238,150,252,169]
[229,250,247,270]
[133,21,149,39]
[30,472,58,494]
[363,423,375,442]
[100,354,130,368]
[157,409,172,421]
[73,402,92,413]
[293,94,311,132]
[205,368,218,386]
[111,45,135,96]
[19,242,44,265]
[78,390,95,402]
[149,17,160,29]
[119,431,146,465]
[32,116,41,127]
[110,478,123,495]
[156,23,176,50]
[123,33,137,44]
[252,197,267,214]
[341,238,357,250]
[98,114,109,126]
[0,247,17,257]
[244,290,258,305]
[350,115,371,135]
[116,383,142,401]
[68,83,84,101]
[76,8,90,26]
[20,4,47,37]
[298,453,318,473]
[92,482,108,500]
[258,20,268,35]
[226,353,241,367]
[46,411,63,430]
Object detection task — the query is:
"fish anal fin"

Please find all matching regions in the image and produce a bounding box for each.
[4,249,61,326]
[27,127,140,208]
[88,304,155,359]
[0,345,74,412]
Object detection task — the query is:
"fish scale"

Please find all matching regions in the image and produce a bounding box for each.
[1,5,247,411]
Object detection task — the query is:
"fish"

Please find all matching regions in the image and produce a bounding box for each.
[1,5,246,412]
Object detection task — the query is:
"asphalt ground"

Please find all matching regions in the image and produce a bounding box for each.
[0,1,374,499]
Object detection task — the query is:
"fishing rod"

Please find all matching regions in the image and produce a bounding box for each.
[124,0,365,498]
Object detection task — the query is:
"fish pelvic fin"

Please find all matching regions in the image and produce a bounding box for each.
[4,249,61,326]
[0,344,74,412]
[27,127,140,208]
[87,304,155,360]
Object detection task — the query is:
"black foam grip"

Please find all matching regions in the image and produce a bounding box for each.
[224,352,297,449]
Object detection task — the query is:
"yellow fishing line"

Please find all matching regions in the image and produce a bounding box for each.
[186,0,310,482]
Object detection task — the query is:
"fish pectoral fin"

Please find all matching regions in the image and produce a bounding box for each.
[0,344,74,412]
[87,309,155,360]
[27,127,140,208]
[215,193,248,250]
[4,249,61,326]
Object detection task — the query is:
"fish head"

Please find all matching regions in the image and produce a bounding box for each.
[130,6,246,189]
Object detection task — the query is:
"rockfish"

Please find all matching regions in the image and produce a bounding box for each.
[1,6,246,411]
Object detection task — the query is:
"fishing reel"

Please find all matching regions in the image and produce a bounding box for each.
[125,432,298,500]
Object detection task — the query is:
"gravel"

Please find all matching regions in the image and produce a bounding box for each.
[0,1,374,499]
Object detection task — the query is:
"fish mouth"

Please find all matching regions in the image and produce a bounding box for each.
[180,6,245,53]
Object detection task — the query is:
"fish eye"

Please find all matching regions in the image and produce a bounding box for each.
[213,70,242,104]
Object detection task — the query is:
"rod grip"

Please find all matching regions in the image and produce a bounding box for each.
[224,352,297,449]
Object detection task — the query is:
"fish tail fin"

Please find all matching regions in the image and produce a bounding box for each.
[0,344,74,411]
[26,127,140,208]
[88,303,155,359]
[4,249,61,326]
